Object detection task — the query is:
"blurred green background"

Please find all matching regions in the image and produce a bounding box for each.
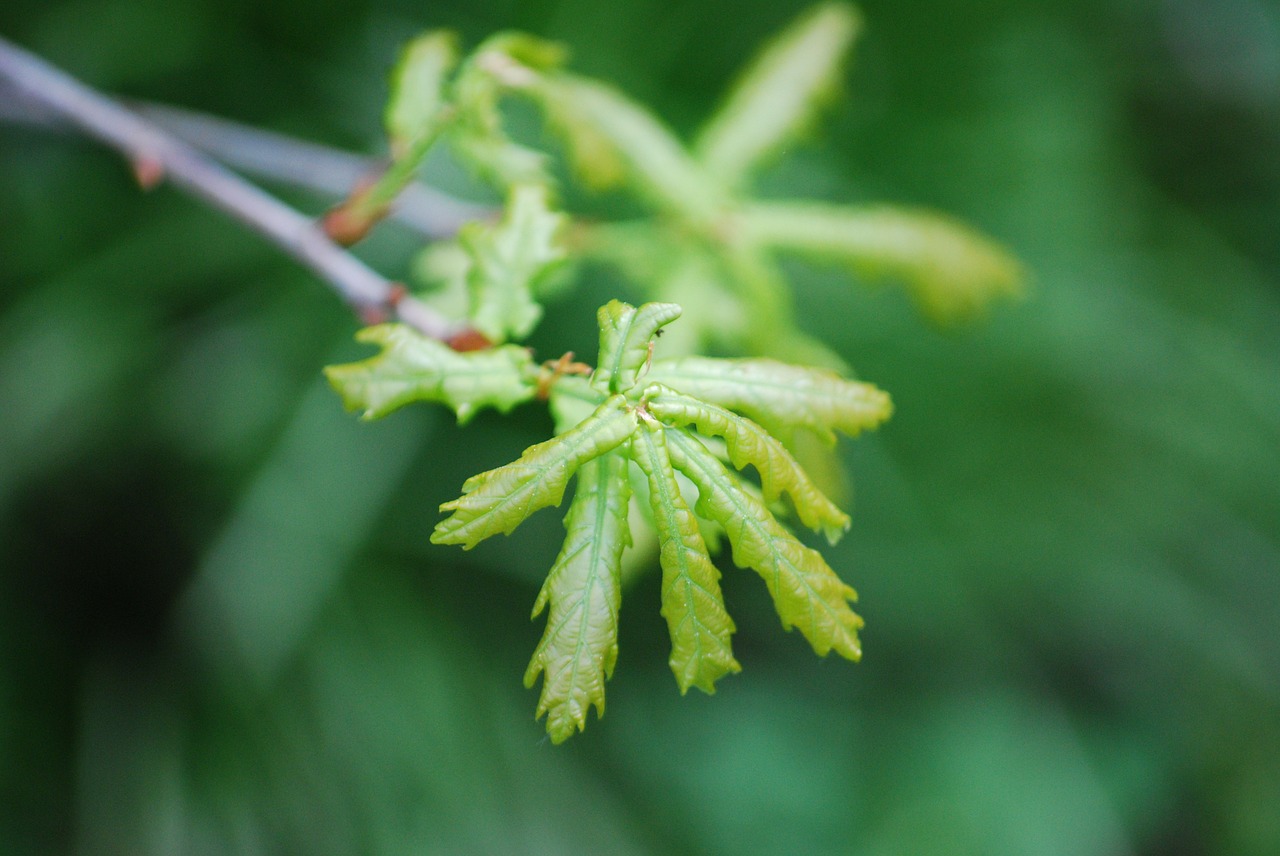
[2,0,1278,853]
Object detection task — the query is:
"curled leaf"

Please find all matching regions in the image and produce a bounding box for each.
[324,324,536,423]
[665,428,862,660]
[631,421,740,694]
[432,395,636,548]
[592,299,682,395]
[524,450,632,743]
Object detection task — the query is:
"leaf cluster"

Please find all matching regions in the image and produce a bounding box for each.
[327,300,890,741]
[322,2,1021,743]
[330,2,1022,355]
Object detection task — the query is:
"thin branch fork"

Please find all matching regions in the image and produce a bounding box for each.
[0,35,465,341]
[0,89,496,239]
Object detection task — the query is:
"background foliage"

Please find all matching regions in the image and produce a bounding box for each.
[2,0,1278,853]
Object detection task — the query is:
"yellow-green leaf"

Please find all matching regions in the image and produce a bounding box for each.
[524,450,632,743]
[741,201,1024,322]
[592,299,682,395]
[461,183,566,342]
[384,31,460,158]
[665,428,862,660]
[445,33,564,188]
[532,73,729,224]
[534,83,628,191]
[547,375,606,435]
[694,2,861,187]
[646,355,892,444]
[432,395,636,548]
[644,384,850,543]
[630,420,740,694]
[323,324,536,424]
[447,129,550,189]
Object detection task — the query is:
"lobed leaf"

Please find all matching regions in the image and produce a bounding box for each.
[460,183,566,342]
[592,299,682,395]
[644,384,850,543]
[740,202,1024,322]
[645,355,892,444]
[524,450,632,743]
[324,324,536,423]
[664,428,863,660]
[432,395,636,549]
[384,31,460,158]
[630,420,740,694]
[694,2,861,187]
[531,73,729,224]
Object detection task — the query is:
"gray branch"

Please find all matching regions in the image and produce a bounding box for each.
[0,35,469,341]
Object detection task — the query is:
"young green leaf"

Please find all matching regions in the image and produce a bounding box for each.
[524,450,632,743]
[324,324,536,423]
[384,31,460,158]
[447,130,550,189]
[717,241,849,370]
[592,299,682,395]
[740,202,1024,321]
[630,420,740,694]
[694,1,860,187]
[471,30,568,76]
[547,375,607,434]
[432,395,636,548]
[644,384,850,543]
[515,66,627,191]
[645,355,892,444]
[326,32,462,242]
[460,183,566,342]
[532,73,729,224]
[664,428,863,660]
[445,33,564,188]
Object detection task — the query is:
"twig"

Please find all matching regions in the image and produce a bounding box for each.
[132,102,496,237]
[0,35,464,341]
[0,83,496,239]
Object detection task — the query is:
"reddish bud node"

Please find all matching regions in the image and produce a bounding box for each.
[446,328,493,352]
[131,155,165,190]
